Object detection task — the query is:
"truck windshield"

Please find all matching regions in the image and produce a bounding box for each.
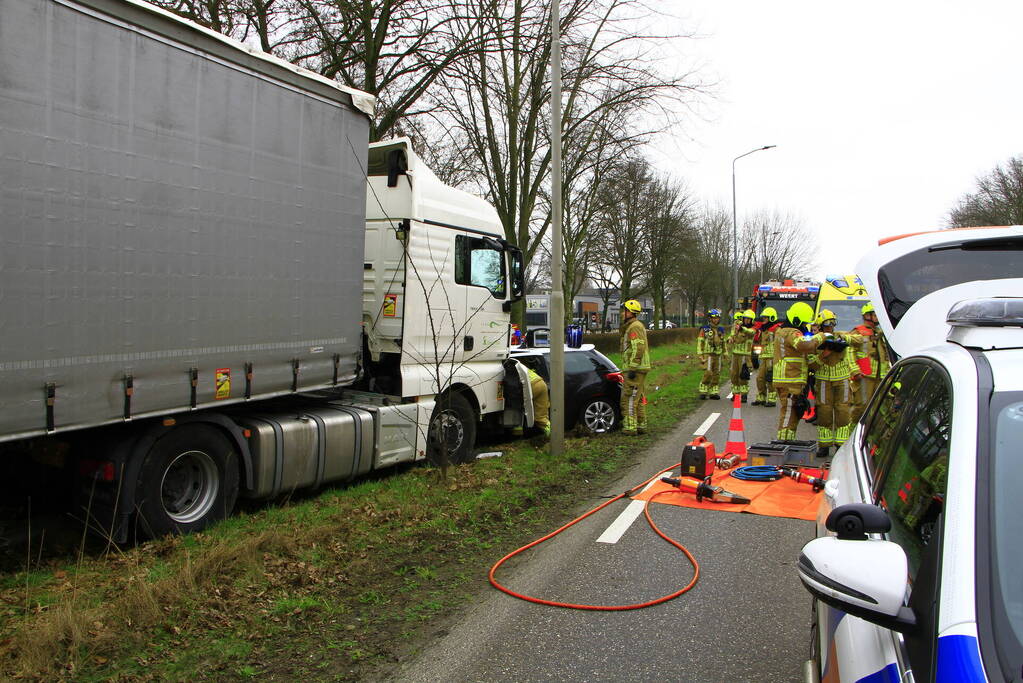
[989,394,1023,678]
[759,294,815,319]
[878,236,1023,327]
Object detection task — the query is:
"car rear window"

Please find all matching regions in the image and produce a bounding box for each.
[878,236,1023,327]
[565,352,596,374]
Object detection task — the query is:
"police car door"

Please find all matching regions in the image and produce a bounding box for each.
[818,362,951,682]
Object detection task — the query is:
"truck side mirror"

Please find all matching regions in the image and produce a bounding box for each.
[507,246,525,302]
[386,149,408,188]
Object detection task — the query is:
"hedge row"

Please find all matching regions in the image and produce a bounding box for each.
[584,327,699,355]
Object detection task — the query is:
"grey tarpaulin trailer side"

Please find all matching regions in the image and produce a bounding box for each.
[0,0,371,441]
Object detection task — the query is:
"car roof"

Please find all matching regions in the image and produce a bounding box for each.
[510,343,597,355]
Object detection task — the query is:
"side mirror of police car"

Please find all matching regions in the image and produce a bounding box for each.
[797,535,917,633]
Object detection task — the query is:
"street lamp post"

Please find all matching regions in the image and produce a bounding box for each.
[731,145,776,315]
[549,0,565,456]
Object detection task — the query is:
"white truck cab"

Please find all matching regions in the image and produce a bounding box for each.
[362,139,526,461]
[798,226,1023,683]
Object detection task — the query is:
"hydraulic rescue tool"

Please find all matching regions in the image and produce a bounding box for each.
[660,476,752,505]
[715,454,743,470]
[780,467,827,492]
[729,465,827,492]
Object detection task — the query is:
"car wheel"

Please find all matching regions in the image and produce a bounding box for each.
[135,424,239,538]
[579,397,618,434]
[428,392,477,465]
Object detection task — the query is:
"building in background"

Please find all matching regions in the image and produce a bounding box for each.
[525,290,654,331]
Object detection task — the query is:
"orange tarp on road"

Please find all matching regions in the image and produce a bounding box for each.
[632,469,823,522]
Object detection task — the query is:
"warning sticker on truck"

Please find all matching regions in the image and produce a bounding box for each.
[215,368,231,400]
[383,294,398,317]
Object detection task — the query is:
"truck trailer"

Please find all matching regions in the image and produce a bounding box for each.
[0,0,526,540]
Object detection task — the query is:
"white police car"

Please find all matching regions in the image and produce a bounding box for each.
[796,226,1023,682]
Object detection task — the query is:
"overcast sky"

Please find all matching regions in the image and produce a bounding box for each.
[649,0,1023,279]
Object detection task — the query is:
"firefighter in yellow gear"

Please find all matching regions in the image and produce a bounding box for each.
[752,307,781,407]
[810,309,863,458]
[850,302,892,423]
[620,299,650,435]
[724,311,742,355]
[696,308,726,400]
[510,365,550,439]
[527,367,551,438]
[728,309,756,402]
[773,302,824,441]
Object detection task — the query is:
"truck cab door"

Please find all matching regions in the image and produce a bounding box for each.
[454,234,511,363]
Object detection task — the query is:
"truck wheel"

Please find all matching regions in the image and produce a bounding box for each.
[428,392,477,465]
[135,424,239,538]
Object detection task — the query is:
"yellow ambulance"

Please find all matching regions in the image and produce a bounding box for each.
[815,274,870,331]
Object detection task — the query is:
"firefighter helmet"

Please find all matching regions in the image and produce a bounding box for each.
[761,307,778,322]
[786,302,815,327]
[817,309,837,327]
[708,308,721,318]
[622,299,642,313]
[861,302,875,316]
[741,309,755,321]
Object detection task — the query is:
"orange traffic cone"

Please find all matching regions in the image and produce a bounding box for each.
[722,392,748,460]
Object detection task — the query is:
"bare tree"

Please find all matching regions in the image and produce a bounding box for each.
[427,0,709,327]
[673,203,730,323]
[737,209,818,298]
[948,156,1023,227]
[593,158,653,304]
[644,175,695,327]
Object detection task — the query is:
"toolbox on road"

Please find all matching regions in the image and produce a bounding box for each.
[747,440,817,467]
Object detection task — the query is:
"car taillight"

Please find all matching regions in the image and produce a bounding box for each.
[605,371,624,384]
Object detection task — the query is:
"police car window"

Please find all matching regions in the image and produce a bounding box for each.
[875,369,951,579]
[991,397,1023,670]
[862,363,929,486]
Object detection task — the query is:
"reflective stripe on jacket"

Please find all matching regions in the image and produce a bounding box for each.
[774,327,822,386]
[621,318,651,370]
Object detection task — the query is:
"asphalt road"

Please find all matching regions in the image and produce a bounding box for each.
[393,381,821,683]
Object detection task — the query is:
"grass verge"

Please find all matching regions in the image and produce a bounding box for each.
[0,342,702,681]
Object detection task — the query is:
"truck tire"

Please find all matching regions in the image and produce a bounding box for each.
[427,392,477,465]
[135,424,240,538]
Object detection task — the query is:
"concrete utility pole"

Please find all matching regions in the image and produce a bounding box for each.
[549,0,565,457]
[731,145,776,314]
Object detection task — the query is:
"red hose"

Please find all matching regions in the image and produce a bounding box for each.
[488,464,700,611]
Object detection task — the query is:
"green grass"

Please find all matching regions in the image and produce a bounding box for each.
[0,342,702,682]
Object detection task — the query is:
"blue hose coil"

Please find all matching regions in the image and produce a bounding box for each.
[729,465,782,481]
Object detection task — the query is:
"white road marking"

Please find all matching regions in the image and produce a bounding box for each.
[596,477,664,544]
[596,411,721,545]
[693,412,721,437]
